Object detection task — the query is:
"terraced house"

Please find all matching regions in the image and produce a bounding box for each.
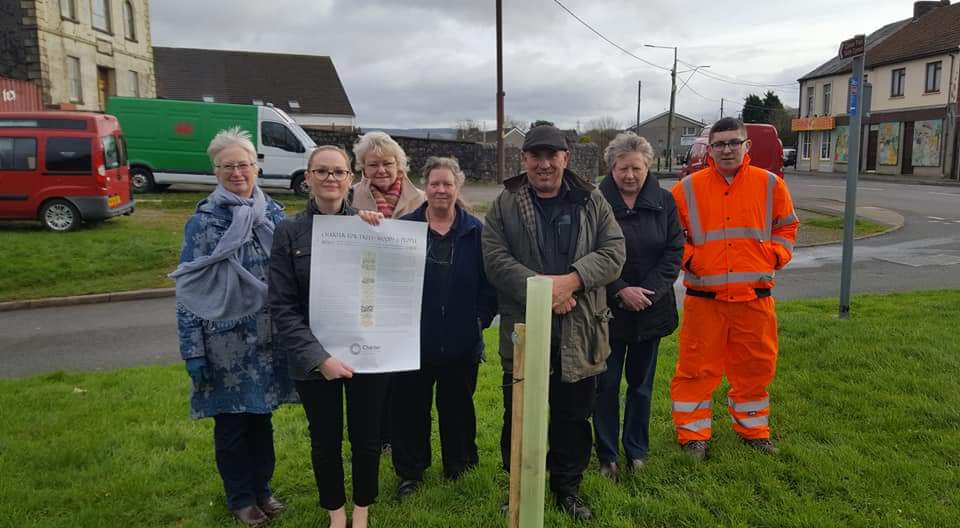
[0,0,155,111]
[794,0,960,180]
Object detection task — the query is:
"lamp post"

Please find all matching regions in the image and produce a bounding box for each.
[645,44,678,173]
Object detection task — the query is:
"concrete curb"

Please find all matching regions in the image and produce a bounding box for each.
[795,205,904,248]
[0,287,175,313]
[783,169,960,187]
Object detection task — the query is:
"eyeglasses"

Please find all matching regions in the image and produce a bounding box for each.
[307,167,352,181]
[709,139,747,151]
[216,162,256,172]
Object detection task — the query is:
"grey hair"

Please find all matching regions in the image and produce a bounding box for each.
[207,126,257,164]
[421,156,466,188]
[353,131,409,175]
[603,131,655,170]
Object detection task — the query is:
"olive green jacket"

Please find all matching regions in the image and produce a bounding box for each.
[482,169,625,382]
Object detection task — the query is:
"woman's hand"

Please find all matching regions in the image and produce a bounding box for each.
[316,357,354,380]
[618,287,655,311]
[358,210,385,226]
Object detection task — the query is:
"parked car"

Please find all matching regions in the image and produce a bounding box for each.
[106,97,317,195]
[681,123,785,177]
[0,111,135,231]
[783,147,797,167]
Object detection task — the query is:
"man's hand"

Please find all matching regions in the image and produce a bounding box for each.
[315,357,354,380]
[547,272,583,307]
[617,287,655,312]
[358,210,385,226]
[552,296,577,315]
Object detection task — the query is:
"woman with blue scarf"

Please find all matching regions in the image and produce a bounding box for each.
[171,127,298,527]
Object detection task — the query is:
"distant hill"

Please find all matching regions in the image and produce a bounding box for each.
[360,128,458,140]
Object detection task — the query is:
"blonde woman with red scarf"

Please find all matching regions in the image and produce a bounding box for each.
[350,131,425,218]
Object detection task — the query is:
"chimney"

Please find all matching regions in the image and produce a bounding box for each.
[913,0,949,19]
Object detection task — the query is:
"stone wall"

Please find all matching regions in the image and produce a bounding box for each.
[306,130,600,182]
[0,0,34,81]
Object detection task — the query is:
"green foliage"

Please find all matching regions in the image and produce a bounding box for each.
[2,292,959,526]
[742,94,766,123]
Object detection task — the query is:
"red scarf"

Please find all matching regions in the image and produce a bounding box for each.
[370,177,403,218]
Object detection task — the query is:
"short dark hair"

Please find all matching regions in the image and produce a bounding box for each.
[709,117,747,142]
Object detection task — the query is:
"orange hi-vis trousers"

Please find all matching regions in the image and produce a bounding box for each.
[670,295,778,443]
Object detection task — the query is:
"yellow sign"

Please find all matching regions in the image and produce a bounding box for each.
[791,116,836,132]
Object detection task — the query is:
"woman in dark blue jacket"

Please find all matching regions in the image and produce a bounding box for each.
[593,132,683,481]
[391,156,498,497]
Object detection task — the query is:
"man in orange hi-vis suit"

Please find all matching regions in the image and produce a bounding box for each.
[670,117,799,460]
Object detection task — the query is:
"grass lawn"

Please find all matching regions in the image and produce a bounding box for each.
[0,188,885,302]
[2,291,958,527]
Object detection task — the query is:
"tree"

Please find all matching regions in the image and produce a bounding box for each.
[742,94,766,123]
[584,115,623,173]
[504,115,528,132]
[454,119,483,142]
[741,91,797,146]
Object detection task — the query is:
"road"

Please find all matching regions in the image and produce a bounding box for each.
[2,174,959,378]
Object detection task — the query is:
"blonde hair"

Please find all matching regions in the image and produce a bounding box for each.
[353,131,409,175]
[308,145,352,170]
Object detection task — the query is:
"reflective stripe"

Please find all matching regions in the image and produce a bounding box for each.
[678,418,712,432]
[704,227,766,242]
[727,398,769,413]
[773,211,799,228]
[772,236,793,252]
[764,171,776,239]
[682,176,704,245]
[731,415,769,429]
[685,271,775,287]
[673,399,712,412]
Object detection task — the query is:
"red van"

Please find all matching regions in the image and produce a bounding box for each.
[682,123,784,178]
[0,112,134,231]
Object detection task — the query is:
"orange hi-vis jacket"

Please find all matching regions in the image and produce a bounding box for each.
[672,154,799,302]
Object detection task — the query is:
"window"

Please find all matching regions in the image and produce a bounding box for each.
[45,137,92,173]
[92,0,111,32]
[252,99,264,106]
[128,70,139,97]
[60,0,77,20]
[202,95,215,103]
[101,136,120,169]
[261,122,303,153]
[0,138,38,170]
[66,56,82,102]
[891,68,906,97]
[123,1,136,40]
[822,83,832,115]
[820,131,832,160]
[801,132,811,159]
[806,86,815,116]
[682,126,697,136]
[925,61,942,93]
[288,100,301,110]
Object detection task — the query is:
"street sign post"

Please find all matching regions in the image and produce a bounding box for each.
[839,35,866,319]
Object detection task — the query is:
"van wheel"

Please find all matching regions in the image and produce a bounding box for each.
[292,173,310,197]
[41,200,81,232]
[130,167,157,193]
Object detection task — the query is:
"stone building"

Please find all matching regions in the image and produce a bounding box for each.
[0,0,155,111]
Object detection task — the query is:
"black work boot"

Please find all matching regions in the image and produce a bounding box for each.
[680,440,709,461]
[743,437,779,455]
[556,493,593,521]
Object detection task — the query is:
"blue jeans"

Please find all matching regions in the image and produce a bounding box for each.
[592,338,661,463]
[212,412,275,510]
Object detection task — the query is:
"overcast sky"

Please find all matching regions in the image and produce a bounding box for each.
[150,0,914,130]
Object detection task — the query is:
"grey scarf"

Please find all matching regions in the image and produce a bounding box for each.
[170,185,275,321]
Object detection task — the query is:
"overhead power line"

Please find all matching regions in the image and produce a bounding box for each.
[552,0,671,72]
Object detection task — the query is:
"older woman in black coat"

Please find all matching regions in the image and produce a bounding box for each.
[593,132,684,480]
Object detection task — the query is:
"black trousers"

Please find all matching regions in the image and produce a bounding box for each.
[391,361,480,481]
[500,369,597,497]
[212,412,275,511]
[296,374,390,510]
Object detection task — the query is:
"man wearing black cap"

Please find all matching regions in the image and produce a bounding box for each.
[482,124,625,520]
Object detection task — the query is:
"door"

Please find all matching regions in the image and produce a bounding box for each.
[865,130,878,171]
[96,67,115,111]
[0,135,39,218]
[901,122,914,175]
[259,120,305,184]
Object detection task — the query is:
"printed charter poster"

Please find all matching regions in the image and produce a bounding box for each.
[309,215,427,373]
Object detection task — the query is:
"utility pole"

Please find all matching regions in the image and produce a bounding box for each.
[666,47,677,172]
[495,0,505,183]
[720,98,724,118]
[636,80,642,131]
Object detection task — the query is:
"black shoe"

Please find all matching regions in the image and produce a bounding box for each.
[230,505,269,527]
[256,495,286,517]
[556,494,593,521]
[397,478,420,498]
[598,461,618,481]
[680,440,709,461]
[743,437,779,454]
